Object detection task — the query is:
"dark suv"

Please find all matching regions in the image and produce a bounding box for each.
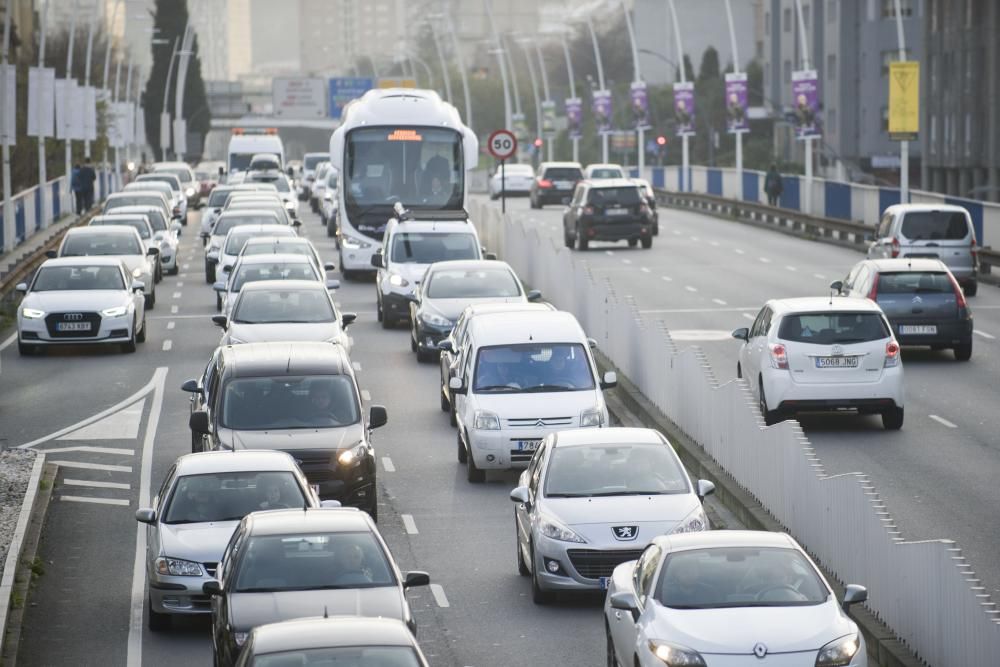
[183,342,387,519]
[562,179,653,250]
[530,162,584,208]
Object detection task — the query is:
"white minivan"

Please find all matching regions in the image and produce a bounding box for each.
[449,311,617,483]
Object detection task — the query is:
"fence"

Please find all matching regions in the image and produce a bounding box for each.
[470,200,1000,667]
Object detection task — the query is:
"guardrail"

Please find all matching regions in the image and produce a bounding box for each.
[471,200,1000,667]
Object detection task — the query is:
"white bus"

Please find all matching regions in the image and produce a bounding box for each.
[329,88,478,277]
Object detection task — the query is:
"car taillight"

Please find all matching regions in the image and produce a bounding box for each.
[884,340,900,367]
[640,203,650,215]
[769,343,788,370]
[537,178,553,189]
[583,205,595,215]
[868,275,879,301]
[890,237,900,258]
[945,271,968,309]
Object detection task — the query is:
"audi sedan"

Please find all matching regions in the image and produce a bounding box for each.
[509,428,714,604]
[15,257,147,355]
[605,531,869,667]
[214,253,334,317]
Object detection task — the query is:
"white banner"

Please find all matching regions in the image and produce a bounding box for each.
[109,101,129,148]
[27,67,56,138]
[159,112,171,150]
[70,83,85,140]
[135,106,146,149]
[173,118,187,156]
[55,78,76,140]
[125,101,136,144]
[0,65,15,146]
[83,86,98,141]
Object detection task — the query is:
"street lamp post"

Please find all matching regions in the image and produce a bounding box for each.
[1,0,14,249]
[174,21,194,161]
[410,53,435,91]
[621,0,643,177]
[83,12,98,159]
[724,0,744,187]
[63,0,79,208]
[518,39,543,167]
[584,15,608,163]
[560,32,579,163]
[483,0,512,132]
[667,0,689,192]
[893,0,909,203]
[427,19,452,103]
[37,0,50,226]
[533,40,554,162]
[442,11,472,131]
[124,58,134,170]
[793,0,813,214]
[161,37,179,160]
[102,0,123,191]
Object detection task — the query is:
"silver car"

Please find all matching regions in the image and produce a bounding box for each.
[510,427,714,603]
[135,450,328,631]
[214,253,334,317]
[59,225,157,307]
[216,224,298,288]
[111,205,182,276]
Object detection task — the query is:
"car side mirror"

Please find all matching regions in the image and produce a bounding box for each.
[405,293,420,304]
[218,166,225,177]
[842,584,868,613]
[45,249,57,258]
[147,246,159,256]
[326,279,341,290]
[403,571,430,589]
[696,479,716,500]
[369,405,388,429]
[437,340,453,352]
[829,280,844,293]
[509,486,530,505]
[600,371,617,390]
[587,337,598,349]
[171,221,183,233]
[370,253,384,269]
[449,376,467,395]
[731,327,749,342]
[323,262,336,271]
[211,315,228,328]
[222,264,233,273]
[134,508,157,524]
[213,281,226,292]
[15,282,28,293]
[189,410,210,434]
[131,280,145,293]
[485,252,498,260]
[202,580,223,596]
[341,312,357,328]
[609,590,638,612]
[180,378,201,393]
[526,290,542,302]
[292,219,302,227]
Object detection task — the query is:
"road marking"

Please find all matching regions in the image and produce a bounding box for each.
[0,332,16,352]
[640,267,650,273]
[661,276,673,282]
[170,305,179,314]
[733,248,745,255]
[381,457,395,472]
[360,389,371,401]
[785,265,797,272]
[162,340,172,351]
[50,460,132,473]
[401,514,419,534]
[63,479,131,490]
[689,236,699,242]
[44,446,135,455]
[61,495,130,506]
[973,329,995,340]
[712,298,727,306]
[57,400,146,442]
[709,240,720,247]
[929,414,957,429]
[639,306,760,314]
[742,313,756,320]
[814,273,827,280]
[172,292,182,299]
[684,285,698,292]
[167,321,175,330]
[672,230,681,236]
[604,250,615,256]
[759,257,772,263]
[352,361,362,371]
[182,263,190,270]
[430,583,450,608]
[669,330,737,341]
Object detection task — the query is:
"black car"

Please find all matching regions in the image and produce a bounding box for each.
[183,342,387,517]
[563,179,653,250]
[632,177,659,235]
[530,161,584,208]
[834,258,973,360]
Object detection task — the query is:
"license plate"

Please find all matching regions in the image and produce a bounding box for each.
[554,181,572,189]
[899,325,937,335]
[599,577,610,590]
[815,356,859,368]
[57,322,91,332]
[516,439,542,452]
[606,207,627,216]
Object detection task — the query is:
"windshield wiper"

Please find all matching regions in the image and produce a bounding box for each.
[830,338,866,344]
[588,490,669,497]
[520,384,576,392]
[475,384,519,392]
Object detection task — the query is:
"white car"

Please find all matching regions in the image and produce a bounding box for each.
[449,310,617,482]
[583,163,626,180]
[732,297,904,429]
[88,214,162,284]
[239,236,333,279]
[152,161,198,207]
[64,224,157,307]
[605,530,869,667]
[111,205,182,276]
[489,163,535,199]
[216,224,298,290]
[200,184,278,240]
[319,167,340,230]
[204,209,289,284]
[299,151,329,200]
[16,257,147,355]
[124,182,183,221]
[310,161,332,213]
[134,173,187,220]
[214,253,334,318]
[509,427,715,603]
[244,170,298,219]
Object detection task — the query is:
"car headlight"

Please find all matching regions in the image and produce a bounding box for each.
[185,187,195,197]
[580,407,605,427]
[815,634,860,667]
[338,443,367,467]
[538,514,585,543]
[132,267,144,278]
[284,201,295,210]
[473,410,500,430]
[671,505,709,534]
[420,311,451,327]
[324,192,334,201]
[154,557,204,577]
[341,233,371,249]
[102,306,129,317]
[21,308,45,319]
[648,640,706,667]
[233,631,249,648]
[388,273,409,288]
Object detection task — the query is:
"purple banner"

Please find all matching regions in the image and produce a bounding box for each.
[592,89,612,135]
[725,72,749,134]
[565,97,582,139]
[630,81,650,130]
[792,69,820,139]
[673,81,695,137]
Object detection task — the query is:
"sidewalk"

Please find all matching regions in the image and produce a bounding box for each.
[0,213,82,281]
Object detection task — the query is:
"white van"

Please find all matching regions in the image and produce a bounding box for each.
[226,130,285,183]
[449,311,617,483]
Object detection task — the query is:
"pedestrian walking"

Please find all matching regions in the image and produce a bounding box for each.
[79,158,98,211]
[71,164,84,215]
[764,163,784,207]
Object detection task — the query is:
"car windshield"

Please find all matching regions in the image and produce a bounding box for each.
[106,196,163,211]
[425,268,520,299]
[390,232,479,264]
[473,343,594,393]
[254,647,422,667]
[777,312,889,344]
[304,154,326,170]
[231,152,280,172]
[155,167,192,183]
[234,532,394,593]
[327,171,339,188]
[248,175,291,193]
[215,215,280,236]
[656,547,829,609]
[133,210,167,232]
[900,211,970,241]
[62,233,142,256]
[544,443,689,497]
[877,271,953,294]
[225,231,268,255]
[32,265,124,291]
[233,288,335,324]
[222,376,359,430]
[138,176,180,192]
[231,261,318,291]
[92,218,151,239]
[590,168,623,178]
[209,189,234,207]
[242,241,309,259]
[162,471,306,524]
[544,167,583,180]
[588,187,641,206]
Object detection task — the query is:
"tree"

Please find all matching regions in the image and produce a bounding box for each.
[144,0,211,161]
[698,47,720,83]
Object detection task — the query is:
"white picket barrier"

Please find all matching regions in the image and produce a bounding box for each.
[470,200,1000,667]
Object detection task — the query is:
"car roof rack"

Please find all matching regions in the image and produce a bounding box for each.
[392,201,469,223]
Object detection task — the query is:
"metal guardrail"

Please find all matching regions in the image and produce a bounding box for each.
[0,211,97,304]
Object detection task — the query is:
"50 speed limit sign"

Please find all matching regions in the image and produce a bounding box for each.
[487,129,517,160]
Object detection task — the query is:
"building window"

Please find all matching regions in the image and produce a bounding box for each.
[881,49,910,76]
[783,7,791,31]
[881,0,913,18]
[827,54,837,80]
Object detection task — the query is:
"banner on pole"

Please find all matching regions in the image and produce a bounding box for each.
[28,67,56,138]
[791,69,820,139]
[83,86,98,141]
[0,65,15,146]
[70,83,85,140]
[592,89,612,135]
[565,98,582,139]
[135,106,146,149]
[630,81,650,130]
[888,61,919,141]
[55,78,75,140]
[125,102,136,144]
[512,113,528,142]
[173,118,187,156]
[159,112,171,150]
[724,72,749,134]
[541,101,556,137]
[673,81,695,137]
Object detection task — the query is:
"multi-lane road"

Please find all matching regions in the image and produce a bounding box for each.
[2,192,997,666]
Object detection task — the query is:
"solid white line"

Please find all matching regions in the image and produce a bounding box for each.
[429,583,450,608]
[401,514,419,534]
[684,285,698,292]
[928,414,957,429]
[172,292,182,299]
[360,389,371,402]
[170,305,179,314]
[640,267,650,273]
[50,460,132,473]
[61,495,130,506]
[127,367,168,667]
[973,329,995,340]
[733,248,745,255]
[176,281,184,288]
[381,457,395,473]
[742,313,756,320]
[63,479,131,490]
[814,273,827,280]
[759,257,772,263]
[166,321,175,330]
[0,332,16,352]
[162,340,172,351]
[712,298,727,306]
[42,446,135,456]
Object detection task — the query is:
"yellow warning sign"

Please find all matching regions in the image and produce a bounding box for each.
[889,61,919,140]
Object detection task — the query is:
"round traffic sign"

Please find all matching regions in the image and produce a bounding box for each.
[487,129,517,160]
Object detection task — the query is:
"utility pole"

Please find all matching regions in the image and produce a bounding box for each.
[724,0,744,187]
[427,19,452,103]
[793,0,813,214]
[621,0,644,177]
[37,0,50,226]
[161,37,179,161]
[443,11,472,131]
[893,0,909,204]
[519,40,542,167]
[560,32,579,163]
[533,40,553,162]
[584,15,608,163]
[483,0,511,131]
[63,0,79,209]
[83,12,97,158]
[2,0,15,250]
[667,0,688,191]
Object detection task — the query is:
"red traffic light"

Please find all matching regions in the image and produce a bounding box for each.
[656,136,667,146]
[533,138,543,148]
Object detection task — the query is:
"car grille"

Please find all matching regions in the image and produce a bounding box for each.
[288,450,336,482]
[203,562,218,578]
[505,417,573,428]
[44,312,102,338]
[567,549,645,580]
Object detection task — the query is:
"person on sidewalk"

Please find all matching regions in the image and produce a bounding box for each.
[79,158,98,211]
[71,164,84,215]
[764,163,784,207]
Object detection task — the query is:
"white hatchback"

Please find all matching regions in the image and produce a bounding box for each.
[732,297,904,430]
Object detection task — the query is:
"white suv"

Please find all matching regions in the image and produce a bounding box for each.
[449,311,617,482]
[732,297,904,430]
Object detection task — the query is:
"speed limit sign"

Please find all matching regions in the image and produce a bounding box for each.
[487,129,517,160]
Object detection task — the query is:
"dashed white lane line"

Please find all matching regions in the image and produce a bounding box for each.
[51,460,132,473]
[640,267,651,273]
[401,514,419,534]
[176,282,184,288]
[621,258,632,265]
[709,240,720,247]
[785,265,797,272]
[61,495,130,506]
[162,340,173,351]
[973,329,995,340]
[684,285,698,292]
[929,414,958,429]
[814,273,827,280]
[661,276,673,282]
[605,250,615,256]
[672,230,682,236]
[742,313,755,320]
[759,257,772,263]
[430,584,450,608]
[689,236,700,242]
[167,321,176,330]
[381,457,395,472]
[63,478,131,490]
[0,332,16,352]
[360,389,371,401]
[172,292,182,299]
[182,263,190,270]
[352,361,362,372]
[170,305,179,314]
[733,248,745,255]
[712,298,728,306]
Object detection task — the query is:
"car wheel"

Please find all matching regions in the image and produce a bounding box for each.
[136,315,147,343]
[205,262,215,284]
[145,290,155,310]
[605,623,620,667]
[628,238,638,248]
[467,442,484,482]
[882,406,904,430]
[376,296,384,323]
[449,403,457,427]
[954,342,972,361]
[215,293,222,312]
[564,231,574,248]
[17,341,38,356]
[191,432,201,453]
[148,599,170,632]
[456,430,467,463]
[410,328,418,351]
[366,497,378,523]
[440,390,450,412]
[965,280,978,297]
[759,378,781,426]
[653,221,660,236]
[154,264,162,284]
[577,226,589,251]
[641,236,652,249]
[168,264,180,276]
[342,269,356,282]
[122,326,137,353]
[530,543,553,604]
[736,363,742,379]
[326,218,337,237]
[516,518,529,576]
[416,346,434,363]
